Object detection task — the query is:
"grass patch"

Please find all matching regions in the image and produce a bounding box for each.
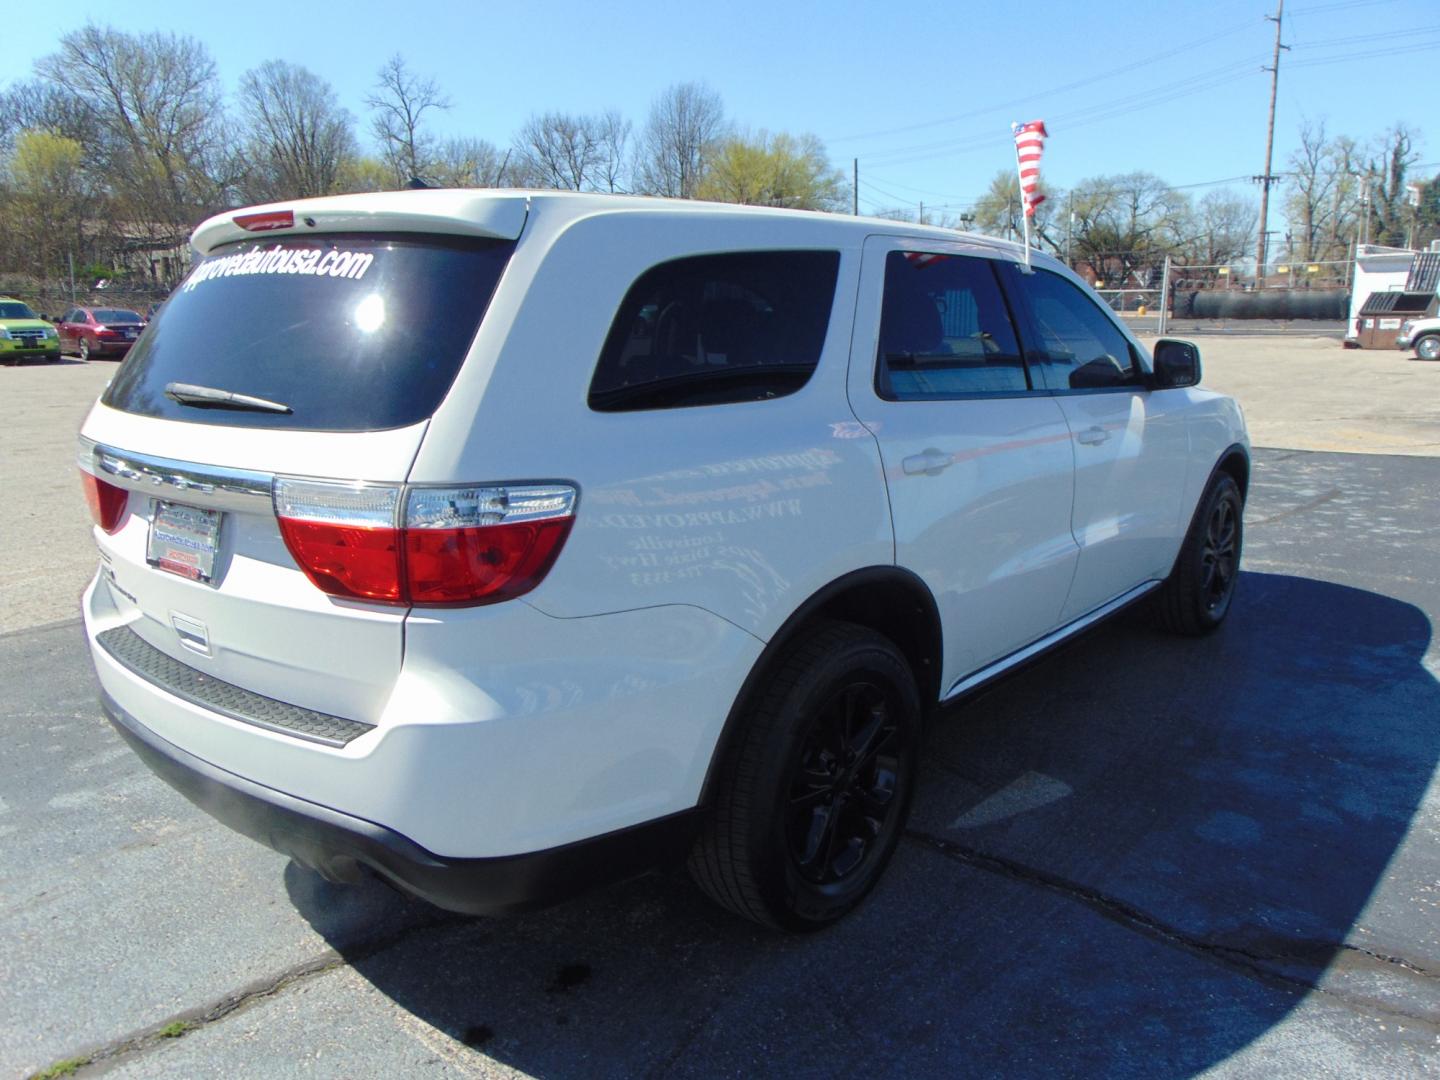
[157,1021,193,1039]
[29,1058,87,1080]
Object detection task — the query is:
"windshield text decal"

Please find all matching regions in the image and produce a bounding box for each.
[183,245,375,292]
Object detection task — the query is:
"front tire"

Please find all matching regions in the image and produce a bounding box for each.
[79,336,91,362]
[689,621,922,931]
[1152,472,1243,636]
[1416,334,1440,362]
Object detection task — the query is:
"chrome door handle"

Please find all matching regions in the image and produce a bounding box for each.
[1076,426,1110,446]
[902,449,953,475]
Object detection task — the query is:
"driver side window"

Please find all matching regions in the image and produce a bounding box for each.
[1015,269,1139,392]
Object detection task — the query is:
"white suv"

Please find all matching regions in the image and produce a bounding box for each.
[79,190,1249,930]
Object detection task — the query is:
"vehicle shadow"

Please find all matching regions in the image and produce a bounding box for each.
[288,570,1439,1077]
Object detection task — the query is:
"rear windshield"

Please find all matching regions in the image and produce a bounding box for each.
[93,308,143,323]
[104,234,514,431]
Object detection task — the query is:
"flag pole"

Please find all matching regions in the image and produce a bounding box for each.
[1011,122,1032,271]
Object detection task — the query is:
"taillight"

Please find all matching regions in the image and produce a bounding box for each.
[80,469,128,533]
[273,478,576,607]
[95,325,117,338]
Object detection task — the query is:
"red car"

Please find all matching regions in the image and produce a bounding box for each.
[58,307,147,360]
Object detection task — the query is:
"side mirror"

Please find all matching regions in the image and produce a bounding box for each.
[1150,338,1201,389]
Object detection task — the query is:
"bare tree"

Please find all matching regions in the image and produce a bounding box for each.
[513,111,629,192]
[1283,120,1360,262]
[1068,172,1189,285]
[594,110,631,193]
[633,82,725,198]
[514,112,600,191]
[365,54,450,186]
[238,61,356,202]
[35,24,234,253]
[1189,189,1256,266]
[0,79,100,157]
[1365,123,1421,248]
[432,137,509,187]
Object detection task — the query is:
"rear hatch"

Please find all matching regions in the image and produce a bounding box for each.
[81,196,523,726]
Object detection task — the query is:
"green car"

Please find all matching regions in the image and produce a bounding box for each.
[0,297,62,363]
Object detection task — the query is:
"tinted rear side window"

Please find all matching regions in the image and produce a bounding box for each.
[104,234,514,431]
[588,250,840,412]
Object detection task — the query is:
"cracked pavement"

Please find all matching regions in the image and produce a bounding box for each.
[3,348,1440,1077]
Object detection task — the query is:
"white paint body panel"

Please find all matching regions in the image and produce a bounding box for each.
[1054,388,1191,621]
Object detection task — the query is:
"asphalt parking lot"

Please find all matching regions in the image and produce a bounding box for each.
[2,341,1438,1078]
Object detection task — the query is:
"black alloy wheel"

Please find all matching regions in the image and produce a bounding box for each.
[689,620,921,931]
[786,681,903,888]
[1152,472,1244,636]
[1199,491,1240,614]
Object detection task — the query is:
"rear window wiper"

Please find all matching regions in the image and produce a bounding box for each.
[165,382,293,414]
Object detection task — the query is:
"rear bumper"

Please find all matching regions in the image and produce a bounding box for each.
[103,689,700,914]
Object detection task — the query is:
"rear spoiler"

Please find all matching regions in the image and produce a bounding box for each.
[191,190,530,255]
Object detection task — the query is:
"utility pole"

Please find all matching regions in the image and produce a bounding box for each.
[1358,174,1372,246]
[1253,0,1288,287]
[919,201,925,225]
[853,159,859,216]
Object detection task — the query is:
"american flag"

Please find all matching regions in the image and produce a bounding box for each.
[1012,120,1049,218]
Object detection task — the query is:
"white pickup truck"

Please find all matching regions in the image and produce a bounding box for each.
[1398,316,1440,360]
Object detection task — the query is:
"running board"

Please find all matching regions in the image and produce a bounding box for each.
[940,581,1162,703]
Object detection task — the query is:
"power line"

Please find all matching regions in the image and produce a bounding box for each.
[1286,0,1398,16]
[827,17,1257,146]
[862,57,1265,169]
[1285,38,1440,69]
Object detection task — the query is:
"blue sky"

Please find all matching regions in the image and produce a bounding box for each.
[7,0,1438,218]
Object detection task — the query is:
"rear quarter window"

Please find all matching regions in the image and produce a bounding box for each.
[588,250,841,412]
[103,234,514,431]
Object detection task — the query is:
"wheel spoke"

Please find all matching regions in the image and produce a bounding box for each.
[850,702,892,772]
[795,805,836,876]
[818,798,848,879]
[790,784,831,810]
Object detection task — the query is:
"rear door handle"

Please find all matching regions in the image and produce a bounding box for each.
[1076,425,1110,446]
[902,449,953,475]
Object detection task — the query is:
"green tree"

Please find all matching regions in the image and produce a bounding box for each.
[973,169,1061,251]
[696,131,846,211]
[3,130,97,281]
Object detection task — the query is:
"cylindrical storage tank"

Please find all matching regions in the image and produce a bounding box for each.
[1188,289,1349,320]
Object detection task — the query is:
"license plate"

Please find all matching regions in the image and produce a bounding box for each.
[147,501,222,583]
[124,328,137,339]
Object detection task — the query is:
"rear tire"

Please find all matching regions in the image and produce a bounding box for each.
[79,336,91,362]
[688,621,921,931]
[1152,473,1243,636]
